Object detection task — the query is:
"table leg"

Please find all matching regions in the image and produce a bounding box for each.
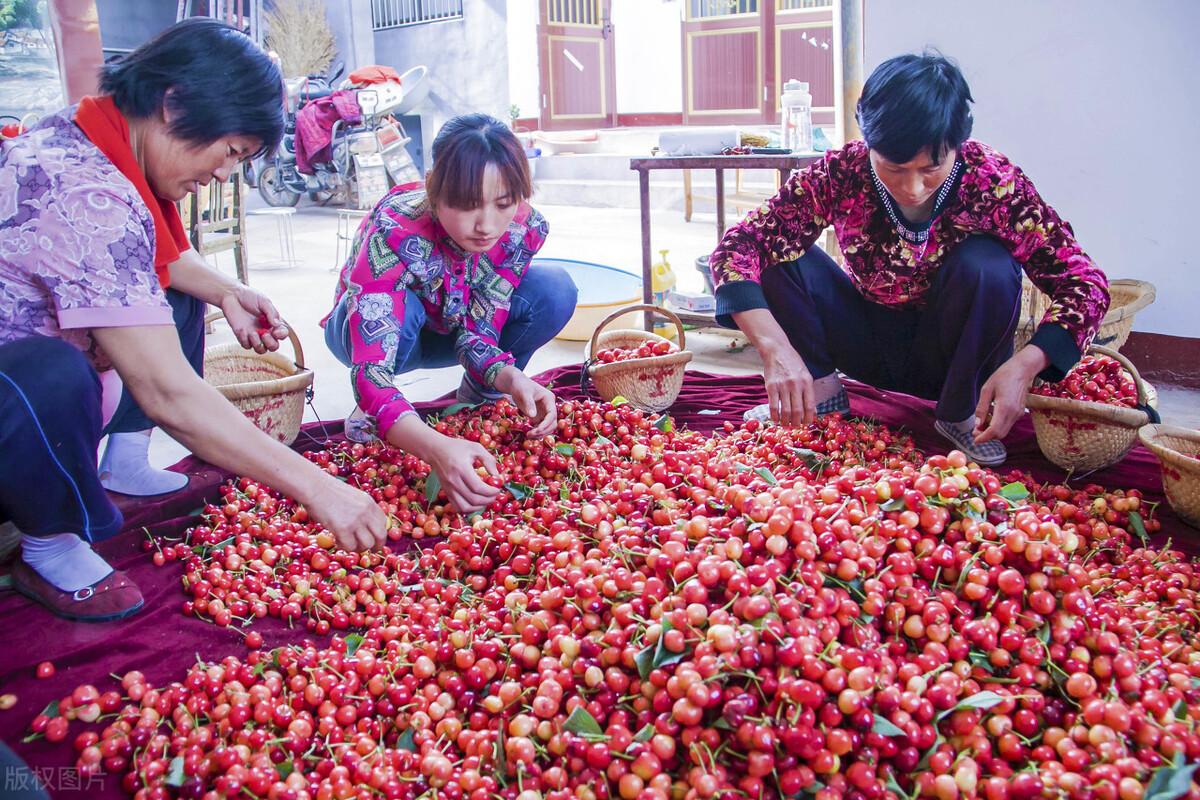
[715,168,726,240]
[683,169,693,222]
[639,168,654,332]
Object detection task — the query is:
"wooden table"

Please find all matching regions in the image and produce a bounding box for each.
[629,153,821,329]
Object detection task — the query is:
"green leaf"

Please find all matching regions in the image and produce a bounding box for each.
[999,481,1030,503]
[441,402,479,417]
[594,435,615,448]
[734,462,751,472]
[633,724,655,743]
[562,706,605,737]
[1146,753,1200,800]
[885,774,908,799]
[555,443,576,456]
[1173,699,1188,722]
[559,485,570,501]
[39,699,60,719]
[252,661,266,677]
[634,644,656,681]
[610,395,629,406]
[397,728,418,752]
[1036,624,1051,644]
[506,482,532,501]
[871,715,906,738]
[344,633,364,657]
[654,414,674,433]
[754,467,778,486]
[424,470,442,503]
[275,759,294,779]
[969,650,995,673]
[880,497,906,512]
[1129,511,1150,547]
[940,690,1006,720]
[165,755,186,788]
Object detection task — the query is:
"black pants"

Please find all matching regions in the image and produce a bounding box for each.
[103,288,206,434]
[761,236,1023,422]
[0,336,122,541]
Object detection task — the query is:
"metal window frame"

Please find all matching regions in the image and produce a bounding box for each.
[371,0,465,31]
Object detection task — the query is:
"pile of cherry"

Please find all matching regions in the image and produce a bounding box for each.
[591,340,679,364]
[26,399,1200,800]
[1030,354,1140,408]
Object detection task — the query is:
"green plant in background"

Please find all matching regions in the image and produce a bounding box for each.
[0,0,43,31]
[510,104,521,123]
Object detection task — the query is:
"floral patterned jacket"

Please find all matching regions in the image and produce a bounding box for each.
[324,187,548,437]
[710,139,1109,377]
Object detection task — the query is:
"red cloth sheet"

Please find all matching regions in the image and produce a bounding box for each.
[0,366,1194,797]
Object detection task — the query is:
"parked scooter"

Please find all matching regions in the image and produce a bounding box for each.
[257,63,405,207]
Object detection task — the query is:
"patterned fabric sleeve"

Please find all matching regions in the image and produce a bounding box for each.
[343,224,419,437]
[988,164,1110,370]
[452,207,549,388]
[708,153,837,326]
[42,184,172,330]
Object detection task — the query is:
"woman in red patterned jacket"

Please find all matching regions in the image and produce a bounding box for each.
[711,51,1109,465]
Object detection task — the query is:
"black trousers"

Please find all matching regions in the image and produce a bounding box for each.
[0,336,122,540]
[103,288,206,434]
[761,235,1023,422]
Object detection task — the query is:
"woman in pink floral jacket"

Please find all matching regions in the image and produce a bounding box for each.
[710,51,1109,465]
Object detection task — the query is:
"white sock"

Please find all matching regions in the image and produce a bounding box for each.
[99,430,189,497]
[21,532,113,592]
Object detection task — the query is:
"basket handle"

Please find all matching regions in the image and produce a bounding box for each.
[588,304,687,356]
[1089,343,1156,420]
[204,308,306,369]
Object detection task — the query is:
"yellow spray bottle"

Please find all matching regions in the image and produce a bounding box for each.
[651,249,677,339]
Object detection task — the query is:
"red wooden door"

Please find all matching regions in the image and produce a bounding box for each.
[774,0,835,127]
[682,0,771,125]
[538,0,617,130]
[682,0,835,128]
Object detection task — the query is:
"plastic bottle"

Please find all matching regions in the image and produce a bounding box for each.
[781,79,813,153]
[651,249,678,339]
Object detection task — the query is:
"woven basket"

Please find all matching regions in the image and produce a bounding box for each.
[1025,345,1153,472]
[585,304,693,413]
[1015,278,1156,351]
[1138,425,1200,529]
[203,311,313,445]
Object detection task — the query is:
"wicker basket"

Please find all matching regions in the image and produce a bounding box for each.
[1015,278,1156,351]
[585,304,693,413]
[1138,425,1200,529]
[203,311,313,445]
[1025,345,1153,472]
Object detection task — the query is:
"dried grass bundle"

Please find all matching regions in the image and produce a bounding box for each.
[263,0,336,79]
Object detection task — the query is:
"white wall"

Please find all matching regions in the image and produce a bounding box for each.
[864,0,1199,338]
[507,0,540,120]
[612,0,683,114]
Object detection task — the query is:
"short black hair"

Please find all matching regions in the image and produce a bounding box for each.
[99,18,283,157]
[856,50,973,165]
[426,113,532,210]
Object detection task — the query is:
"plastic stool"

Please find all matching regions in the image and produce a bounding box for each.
[246,207,299,269]
[333,208,370,272]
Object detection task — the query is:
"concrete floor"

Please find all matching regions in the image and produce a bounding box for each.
[136,195,1200,469]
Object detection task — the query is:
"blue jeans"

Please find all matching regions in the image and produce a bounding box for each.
[325,262,577,399]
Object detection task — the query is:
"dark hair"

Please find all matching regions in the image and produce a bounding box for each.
[426,114,531,209]
[856,50,973,165]
[99,18,283,156]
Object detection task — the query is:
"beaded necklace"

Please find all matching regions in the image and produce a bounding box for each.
[870,159,963,261]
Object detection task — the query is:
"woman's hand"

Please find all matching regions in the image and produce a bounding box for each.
[974,345,1051,443]
[425,435,502,513]
[219,286,290,354]
[496,366,558,437]
[763,345,815,427]
[301,476,390,551]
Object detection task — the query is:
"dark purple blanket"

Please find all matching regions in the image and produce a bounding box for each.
[0,365,1193,798]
